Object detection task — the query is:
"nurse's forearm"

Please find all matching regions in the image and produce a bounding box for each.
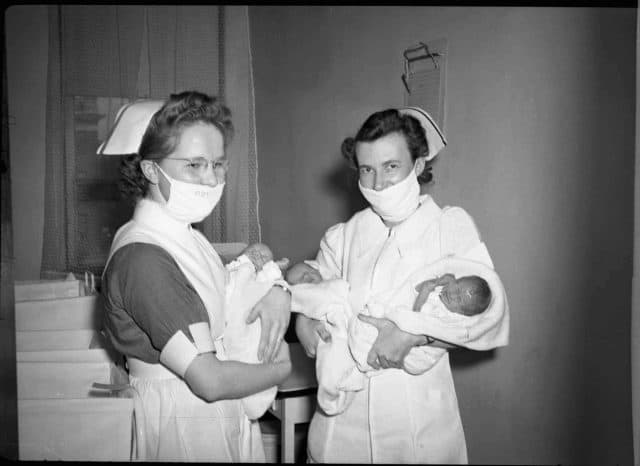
[184,352,291,403]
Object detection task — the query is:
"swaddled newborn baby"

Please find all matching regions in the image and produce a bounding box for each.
[351,271,491,374]
[287,262,365,416]
[217,242,289,420]
[288,261,493,415]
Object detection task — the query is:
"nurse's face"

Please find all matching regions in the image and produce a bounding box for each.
[355,131,418,191]
[155,122,227,199]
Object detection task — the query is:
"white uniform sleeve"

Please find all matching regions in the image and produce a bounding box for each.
[440,206,490,262]
[290,223,346,314]
[290,279,351,319]
[316,223,346,280]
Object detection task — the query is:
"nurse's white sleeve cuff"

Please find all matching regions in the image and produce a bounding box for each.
[159,330,199,378]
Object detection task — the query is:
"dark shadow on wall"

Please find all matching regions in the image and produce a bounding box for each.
[321,155,368,220]
[450,348,497,368]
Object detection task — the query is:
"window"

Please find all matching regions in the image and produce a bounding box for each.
[65,96,133,274]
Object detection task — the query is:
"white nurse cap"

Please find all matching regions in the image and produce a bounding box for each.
[96,99,165,155]
[397,106,447,161]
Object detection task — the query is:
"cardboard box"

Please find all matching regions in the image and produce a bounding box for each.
[16,295,102,331]
[17,361,117,399]
[16,329,98,352]
[17,348,117,363]
[15,279,83,302]
[18,397,134,461]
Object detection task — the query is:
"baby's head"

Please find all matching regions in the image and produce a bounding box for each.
[439,275,491,316]
[286,262,323,285]
[241,243,274,270]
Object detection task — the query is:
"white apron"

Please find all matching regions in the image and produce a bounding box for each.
[104,199,265,462]
[306,195,509,464]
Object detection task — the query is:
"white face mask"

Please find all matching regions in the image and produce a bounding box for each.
[155,163,224,224]
[358,167,420,223]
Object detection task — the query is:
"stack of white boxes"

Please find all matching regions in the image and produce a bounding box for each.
[15,277,135,461]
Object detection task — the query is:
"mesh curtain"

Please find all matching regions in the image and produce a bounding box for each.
[41,5,261,275]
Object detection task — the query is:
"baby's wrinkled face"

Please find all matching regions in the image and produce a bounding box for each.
[286,263,323,284]
[439,278,477,314]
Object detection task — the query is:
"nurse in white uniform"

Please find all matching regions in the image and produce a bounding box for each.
[99,91,292,462]
[295,107,509,464]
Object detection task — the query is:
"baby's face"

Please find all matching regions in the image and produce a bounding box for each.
[286,263,322,284]
[439,277,482,315]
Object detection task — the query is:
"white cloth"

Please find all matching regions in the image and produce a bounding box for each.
[419,286,473,325]
[219,255,282,420]
[292,276,442,414]
[349,279,446,377]
[303,194,509,464]
[293,252,500,415]
[291,279,365,415]
[105,199,265,462]
[383,254,509,350]
[127,358,263,462]
[421,287,472,324]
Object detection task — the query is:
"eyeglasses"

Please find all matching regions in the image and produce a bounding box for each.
[156,157,229,176]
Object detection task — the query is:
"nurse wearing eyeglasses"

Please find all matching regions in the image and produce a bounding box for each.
[295,107,509,463]
[99,91,292,462]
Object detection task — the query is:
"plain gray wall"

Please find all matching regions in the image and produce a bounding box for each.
[250,6,635,465]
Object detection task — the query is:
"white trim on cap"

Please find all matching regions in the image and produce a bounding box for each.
[401,106,447,145]
[97,99,165,156]
[398,106,447,160]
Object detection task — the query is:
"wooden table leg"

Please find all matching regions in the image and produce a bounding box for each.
[269,393,316,463]
[281,415,296,463]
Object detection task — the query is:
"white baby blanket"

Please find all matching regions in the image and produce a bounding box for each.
[292,247,509,414]
[219,255,282,420]
[291,279,365,415]
[382,255,509,350]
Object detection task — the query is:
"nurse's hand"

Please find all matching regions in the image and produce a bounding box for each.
[358,314,426,370]
[247,285,291,363]
[295,314,331,358]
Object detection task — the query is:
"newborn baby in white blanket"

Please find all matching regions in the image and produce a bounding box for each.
[287,262,364,416]
[216,243,288,420]
[350,270,491,375]
[288,256,504,416]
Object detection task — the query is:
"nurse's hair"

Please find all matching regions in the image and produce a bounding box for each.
[119,90,234,201]
[341,109,434,184]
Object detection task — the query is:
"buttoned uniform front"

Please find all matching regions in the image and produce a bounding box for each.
[304,194,509,464]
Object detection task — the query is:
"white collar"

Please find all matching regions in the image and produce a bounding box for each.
[358,194,443,255]
[133,198,193,238]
